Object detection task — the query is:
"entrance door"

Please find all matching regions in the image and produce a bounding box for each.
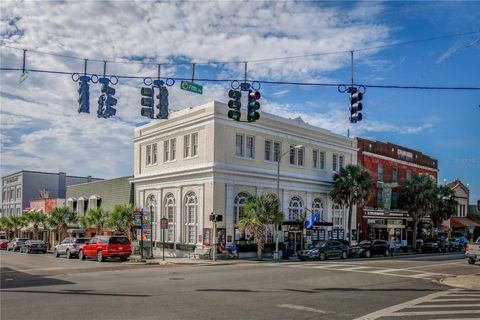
[288,231,302,254]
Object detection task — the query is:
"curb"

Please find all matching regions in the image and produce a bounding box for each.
[437,274,480,291]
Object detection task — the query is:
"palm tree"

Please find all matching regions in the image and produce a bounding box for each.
[330,164,374,245]
[85,208,109,236]
[431,185,458,229]
[24,211,47,240]
[78,215,90,231]
[0,216,14,238]
[240,194,281,260]
[108,204,134,236]
[401,174,437,246]
[9,215,24,238]
[50,206,78,241]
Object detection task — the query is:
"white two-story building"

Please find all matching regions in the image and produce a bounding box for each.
[131,101,357,253]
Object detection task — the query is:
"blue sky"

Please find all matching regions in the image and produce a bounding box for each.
[1,1,479,203]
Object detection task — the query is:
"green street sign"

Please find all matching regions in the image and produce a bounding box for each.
[181,80,203,94]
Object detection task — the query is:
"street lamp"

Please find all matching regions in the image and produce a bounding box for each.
[274,144,303,262]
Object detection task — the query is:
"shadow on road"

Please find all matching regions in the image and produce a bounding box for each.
[2,288,150,297]
[0,267,73,289]
[196,288,261,293]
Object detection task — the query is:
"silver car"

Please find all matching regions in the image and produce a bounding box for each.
[53,237,90,259]
[7,238,29,252]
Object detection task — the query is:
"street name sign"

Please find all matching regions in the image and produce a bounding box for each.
[181,80,203,94]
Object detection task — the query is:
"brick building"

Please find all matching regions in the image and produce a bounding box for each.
[356,138,438,246]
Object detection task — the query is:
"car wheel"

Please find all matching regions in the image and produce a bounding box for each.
[66,250,71,259]
[341,251,348,259]
[54,249,60,258]
[384,249,390,256]
[299,257,307,261]
[319,252,326,261]
[468,258,475,265]
[120,257,127,262]
[365,250,372,258]
[97,250,105,262]
[79,250,85,260]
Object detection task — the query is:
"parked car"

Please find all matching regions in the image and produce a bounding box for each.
[20,240,47,253]
[298,240,349,261]
[7,238,29,252]
[466,237,480,265]
[78,236,131,262]
[54,237,90,259]
[420,238,449,253]
[0,239,9,250]
[357,240,390,258]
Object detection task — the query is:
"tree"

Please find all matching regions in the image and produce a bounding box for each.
[240,194,281,260]
[50,206,78,241]
[330,164,374,245]
[85,208,109,236]
[401,174,437,246]
[431,185,458,229]
[24,211,47,240]
[9,215,24,238]
[108,204,134,235]
[0,216,14,238]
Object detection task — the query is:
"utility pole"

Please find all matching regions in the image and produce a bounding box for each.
[212,220,217,262]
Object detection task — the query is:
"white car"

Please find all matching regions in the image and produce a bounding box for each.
[466,237,480,265]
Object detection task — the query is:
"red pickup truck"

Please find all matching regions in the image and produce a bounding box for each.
[78,236,131,262]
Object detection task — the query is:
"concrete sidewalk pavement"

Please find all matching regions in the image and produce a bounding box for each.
[439,273,480,291]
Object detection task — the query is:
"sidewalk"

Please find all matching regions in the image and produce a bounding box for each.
[439,273,480,291]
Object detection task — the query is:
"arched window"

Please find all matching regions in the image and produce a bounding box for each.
[234,192,251,225]
[288,196,304,221]
[312,198,324,221]
[184,192,197,244]
[146,194,156,212]
[332,204,342,226]
[164,193,175,242]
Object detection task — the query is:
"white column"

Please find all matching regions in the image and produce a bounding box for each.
[155,190,161,242]
[306,192,312,222]
[326,193,332,240]
[256,187,263,196]
[226,184,234,245]
[175,188,182,244]
[197,185,204,247]
[283,190,289,220]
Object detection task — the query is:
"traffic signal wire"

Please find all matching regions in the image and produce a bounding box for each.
[1,30,478,66]
[1,67,479,90]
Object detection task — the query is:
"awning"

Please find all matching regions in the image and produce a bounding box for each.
[66,228,85,233]
[450,217,480,228]
[282,221,303,226]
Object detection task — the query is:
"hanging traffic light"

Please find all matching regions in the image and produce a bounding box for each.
[247,90,260,122]
[227,89,241,121]
[140,87,154,119]
[77,75,90,113]
[349,87,363,123]
[156,84,169,119]
[97,77,117,118]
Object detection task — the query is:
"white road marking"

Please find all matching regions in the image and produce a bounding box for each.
[389,310,480,316]
[410,303,480,308]
[402,261,465,270]
[277,304,330,314]
[432,298,480,302]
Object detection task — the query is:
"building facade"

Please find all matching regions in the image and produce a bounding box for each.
[132,101,357,252]
[1,171,102,217]
[356,138,438,246]
[446,180,480,239]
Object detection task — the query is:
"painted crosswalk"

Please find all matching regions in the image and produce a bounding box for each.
[262,261,454,279]
[354,289,480,319]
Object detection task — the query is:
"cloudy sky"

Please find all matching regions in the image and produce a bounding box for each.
[1,1,479,203]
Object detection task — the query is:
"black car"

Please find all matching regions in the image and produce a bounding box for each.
[357,240,390,258]
[298,240,349,261]
[420,238,448,253]
[21,240,47,254]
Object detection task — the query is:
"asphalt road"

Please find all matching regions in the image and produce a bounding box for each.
[1,251,479,320]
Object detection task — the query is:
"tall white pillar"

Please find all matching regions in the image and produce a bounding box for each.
[226,184,234,245]
[155,190,161,242]
[197,185,204,247]
[175,188,182,244]
[283,190,289,221]
[306,192,312,222]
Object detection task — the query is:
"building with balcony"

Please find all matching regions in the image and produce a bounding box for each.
[131,101,357,253]
[356,138,438,246]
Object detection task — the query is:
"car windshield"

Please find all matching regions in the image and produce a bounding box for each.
[29,240,44,244]
[18,239,28,242]
[307,241,325,249]
[359,240,372,246]
[74,238,89,244]
[109,237,129,244]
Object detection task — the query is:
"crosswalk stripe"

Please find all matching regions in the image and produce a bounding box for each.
[432,298,480,302]
[410,303,480,308]
[389,310,480,316]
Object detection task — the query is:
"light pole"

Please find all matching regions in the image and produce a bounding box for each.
[275,144,303,262]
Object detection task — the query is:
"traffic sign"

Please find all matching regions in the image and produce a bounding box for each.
[180,81,203,94]
[160,218,169,229]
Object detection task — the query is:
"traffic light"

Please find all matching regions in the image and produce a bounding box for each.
[247,90,260,122]
[140,87,154,119]
[97,77,117,118]
[227,89,241,121]
[77,75,90,113]
[349,87,363,123]
[156,85,169,119]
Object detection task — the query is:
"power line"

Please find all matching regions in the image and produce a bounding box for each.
[1,67,479,90]
[1,30,478,66]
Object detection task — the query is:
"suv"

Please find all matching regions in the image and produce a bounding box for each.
[78,236,131,262]
[357,240,390,258]
[298,240,350,261]
[54,237,90,259]
[7,238,29,252]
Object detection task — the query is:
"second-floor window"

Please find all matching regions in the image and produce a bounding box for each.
[392,168,398,183]
[313,150,326,169]
[184,132,199,158]
[332,154,338,171]
[246,136,255,158]
[146,144,157,165]
[265,140,272,161]
[290,145,304,166]
[236,134,255,159]
[184,135,190,158]
[273,141,281,162]
[235,134,244,157]
[192,133,198,156]
[378,163,384,182]
[377,190,383,208]
[313,150,318,168]
[406,170,412,181]
[391,191,397,209]
[164,138,176,162]
[339,155,345,170]
[164,140,169,162]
